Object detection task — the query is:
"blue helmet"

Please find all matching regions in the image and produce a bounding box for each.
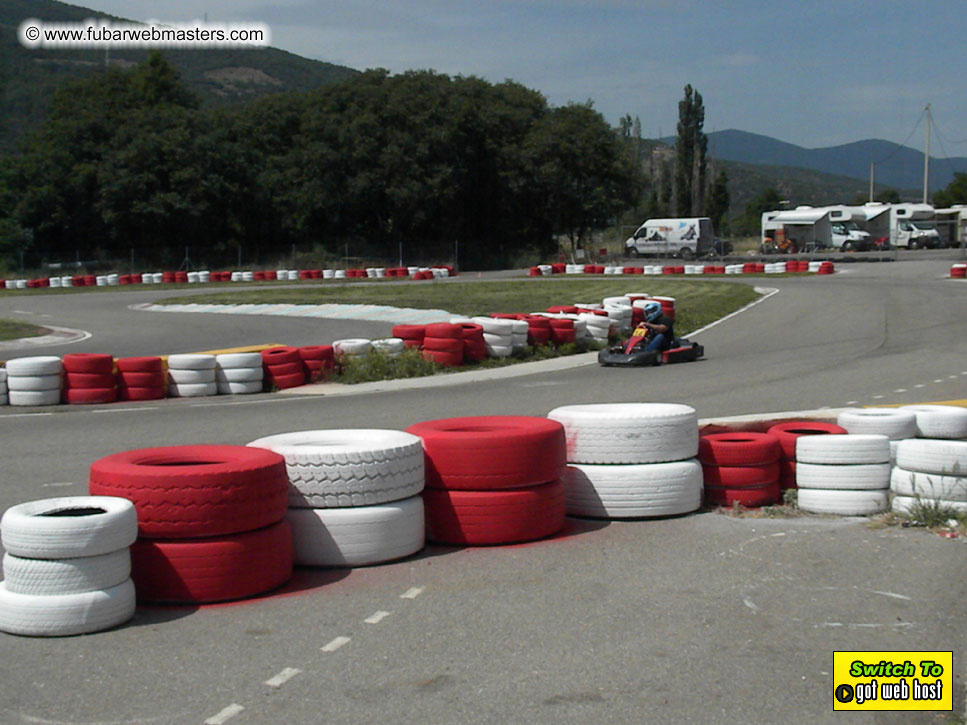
[642,301,662,322]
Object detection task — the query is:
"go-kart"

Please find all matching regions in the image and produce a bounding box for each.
[598,326,704,367]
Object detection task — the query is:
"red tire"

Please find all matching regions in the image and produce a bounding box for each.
[421,350,463,367]
[546,305,578,314]
[702,462,779,488]
[705,482,780,507]
[550,327,576,345]
[766,421,848,459]
[130,520,293,604]
[88,445,289,538]
[423,480,566,545]
[405,416,566,490]
[116,356,162,373]
[297,345,334,363]
[261,347,300,366]
[264,361,303,377]
[267,372,305,389]
[65,372,117,388]
[62,353,114,374]
[698,432,781,466]
[464,340,488,361]
[118,371,166,388]
[64,387,117,405]
[547,319,574,330]
[424,323,463,340]
[778,459,797,490]
[392,324,426,341]
[118,386,165,401]
[458,323,485,341]
[423,337,464,354]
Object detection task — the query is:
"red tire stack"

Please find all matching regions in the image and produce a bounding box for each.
[766,421,847,490]
[699,432,782,507]
[421,323,464,367]
[298,345,335,383]
[62,353,117,405]
[116,357,165,401]
[261,346,307,390]
[456,323,487,361]
[89,445,292,604]
[406,416,567,545]
[817,262,835,275]
[548,318,576,345]
[521,315,552,346]
[392,324,426,349]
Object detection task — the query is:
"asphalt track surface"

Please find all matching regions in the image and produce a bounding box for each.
[0,260,965,724]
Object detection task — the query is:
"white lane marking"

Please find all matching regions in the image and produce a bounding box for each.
[92,407,159,414]
[743,598,759,612]
[869,589,911,601]
[13,310,32,314]
[42,482,74,488]
[934,379,944,384]
[264,667,301,688]
[873,395,884,400]
[400,586,424,599]
[364,610,391,624]
[205,703,245,725]
[0,413,54,419]
[321,636,351,653]
[915,384,925,388]
[187,396,315,409]
[894,388,907,393]
[845,401,858,405]
[950,375,958,380]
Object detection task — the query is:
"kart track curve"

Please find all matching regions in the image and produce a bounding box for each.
[0,259,965,725]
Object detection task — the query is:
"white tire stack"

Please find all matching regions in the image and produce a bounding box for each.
[891,439,967,514]
[795,434,891,515]
[547,403,702,518]
[0,496,137,636]
[215,352,264,395]
[602,304,633,335]
[0,369,7,406]
[333,339,372,357]
[472,317,514,358]
[247,430,425,567]
[5,356,63,406]
[578,313,612,344]
[509,319,529,350]
[166,354,217,397]
[837,408,918,440]
[897,405,967,440]
[371,338,406,356]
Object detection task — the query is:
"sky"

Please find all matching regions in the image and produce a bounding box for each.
[75,0,967,153]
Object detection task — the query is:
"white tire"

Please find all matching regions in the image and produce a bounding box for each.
[796,488,888,515]
[891,495,967,516]
[166,353,216,370]
[371,338,406,355]
[215,367,263,383]
[795,462,890,490]
[6,374,62,391]
[795,434,890,464]
[5,356,62,376]
[0,579,135,637]
[215,352,264,368]
[2,550,131,595]
[333,339,372,356]
[483,332,513,347]
[898,405,967,439]
[836,408,917,440]
[167,382,218,398]
[564,460,702,518]
[890,467,967,501]
[486,344,513,358]
[167,368,216,385]
[217,381,263,395]
[247,429,424,507]
[602,296,632,307]
[1,496,137,559]
[0,369,6,382]
[547,403,698,464]
[286,496,424,567]
[8,390,61,406]
[895,439,967,476]
[471,317,514,335]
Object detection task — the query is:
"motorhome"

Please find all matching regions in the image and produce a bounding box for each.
[625,218,713,260]
[825,206,873,250]
[761,207,833,252]
[890,203,941,249]
[935,205,967,247]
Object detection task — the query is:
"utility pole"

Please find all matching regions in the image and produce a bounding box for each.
[869,163,875,203]
[923,103,931,204]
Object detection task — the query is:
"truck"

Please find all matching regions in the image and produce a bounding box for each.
[625,217,713,260]
[890,203,942,249]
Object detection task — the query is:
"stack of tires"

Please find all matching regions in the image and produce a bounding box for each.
[837,408,918,462]
[6,356,62,406]
[547,403,702,518]
[406,417,566,545]
[578,312,611,345]
[421,323,465,367]
[522,315,552,346]
[215,352,264,395]
[0,496,137,636]
[62,353,117,405]
[247,430,425,566]
[166,354,217,398]
[508,319,529,351]
[892,439,967,515]
[898,404,967,440]
[371,338,406,357]
[0,369,6,405]
[452,321,487,362]
[392,325,425,349]
[260,347,306,390]
[547,318,576,345]
[116,357,165,401]
[332,339,373,359]
[89,445,292,603]
[699,432,782,507]
[298,345,335,383]
[795,434,891,515]
[469,317,512,359]
[766,421,847,490]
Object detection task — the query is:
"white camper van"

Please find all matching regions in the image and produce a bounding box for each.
[625,218,713,260]
[891,204,941,249]
[826,207,873,251]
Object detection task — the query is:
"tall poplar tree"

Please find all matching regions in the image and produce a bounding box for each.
[674,84,707,217]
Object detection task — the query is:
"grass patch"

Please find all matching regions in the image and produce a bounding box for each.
[0,318,48,341]
[161,278,760,337]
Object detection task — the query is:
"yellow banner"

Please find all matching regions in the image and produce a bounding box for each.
[833,651,952,711]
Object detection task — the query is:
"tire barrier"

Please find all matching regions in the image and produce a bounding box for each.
[897,404,967,439]
[766,421,847,490]
[837,408,918,440]
[116,356,165,401]
[421,323,465,367]
[890,438,967,516]
[216,352,264,395]
[166,353,217,398]
[795,434,891,515]
[260,347,306,390]
[5,356,62,406]
[62,353,117,405]
[526,263,834,276]
[406,416,566,545]
[0,496,137,636]
[392,324,425,349]
[698,432,782,507]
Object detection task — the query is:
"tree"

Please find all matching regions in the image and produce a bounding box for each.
[934,172,967,208]
[674,84,707,217]
[734,187,783,236]
[706,169,730,233]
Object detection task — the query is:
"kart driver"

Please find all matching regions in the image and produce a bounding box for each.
[637,300,674,352]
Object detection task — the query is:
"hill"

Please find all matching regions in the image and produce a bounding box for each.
[0,0,359,153]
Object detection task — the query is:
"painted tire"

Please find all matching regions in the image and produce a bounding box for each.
[423,337,464,354]
[129,520,293,604]
[167,382,218,397]
[766,421,847,458]
[116,357,162,373]
[215,352,264,368]
[166,354,216,370]
[5,356,62,376]
[118,386,165,401]
[261,347,301,365]
[217,381,264,395]
[8,390,60,406]
[701,462,780,488]
[891,495,967,515]
[406,416,566,490]
[704,482,780,507]
[795,462,891,490]
[423,480,566,545]
[564,460,702,518]
[836,408,917,440]
[698,433,781,466]
[423,323,463,340]
[796,434,890,464]
[2,550,130,596]
[88,445,289,538]
[895,439,967,475]
[890,466,967,501]
[796,488,888,515]
[65,372,117,388]
[0,579,135,637]
[897,405,967,439]
[167,368,216,384]
[266,372,305,389]
[216,367,263,383]
[1,496,137,559]
[61,353,114,374]
[7,374,62,391]
[64,387,118,405]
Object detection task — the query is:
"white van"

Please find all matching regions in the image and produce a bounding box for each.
[625,218,713,260]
